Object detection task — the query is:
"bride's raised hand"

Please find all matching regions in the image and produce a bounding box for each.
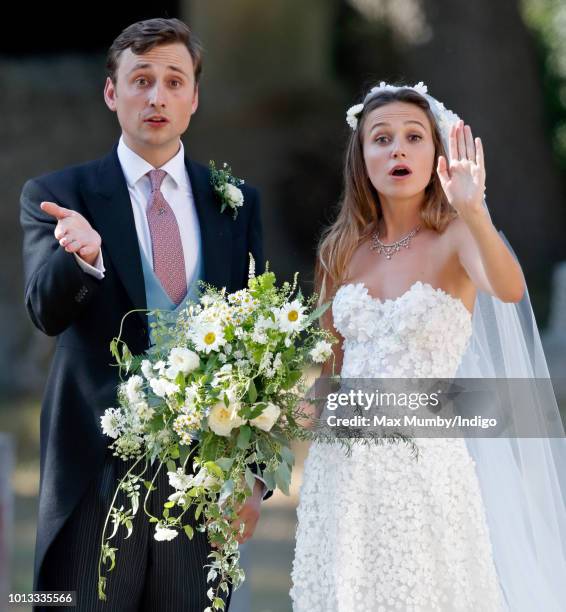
[436,120,486,219]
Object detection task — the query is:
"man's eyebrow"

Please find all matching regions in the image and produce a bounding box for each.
[370,119,427,131]
[127,63,189,77]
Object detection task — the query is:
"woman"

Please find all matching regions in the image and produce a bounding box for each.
[290,83,566,611]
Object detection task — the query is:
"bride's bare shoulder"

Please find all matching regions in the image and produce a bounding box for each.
[344,234,373,279]
[440,216,472,252]
[443,215,469,238]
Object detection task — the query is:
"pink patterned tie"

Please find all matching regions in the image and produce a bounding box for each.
[146,169,187,305]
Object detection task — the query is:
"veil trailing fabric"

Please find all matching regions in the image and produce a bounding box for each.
[358,83,566,611]
[456,268,566,612]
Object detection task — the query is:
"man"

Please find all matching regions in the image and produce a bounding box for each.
[20,17,268,611]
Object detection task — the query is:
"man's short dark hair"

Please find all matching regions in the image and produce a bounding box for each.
[106,18,203,84]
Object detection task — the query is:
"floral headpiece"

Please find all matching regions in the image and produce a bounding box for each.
[345,81,460,156]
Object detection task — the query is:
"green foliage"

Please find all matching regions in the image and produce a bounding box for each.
[521,0,566,168]
[248,271,276,296]
[236,425,252,449]
[246,378,258,403]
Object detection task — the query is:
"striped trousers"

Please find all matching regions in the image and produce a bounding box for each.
[35,451,231,611]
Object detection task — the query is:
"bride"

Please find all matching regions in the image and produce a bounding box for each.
[290,83,566,611]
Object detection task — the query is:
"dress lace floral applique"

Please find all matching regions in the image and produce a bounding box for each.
[291,282,505,612]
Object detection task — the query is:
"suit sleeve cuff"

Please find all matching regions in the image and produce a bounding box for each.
[74,249,105,280]
[254,475,269,500]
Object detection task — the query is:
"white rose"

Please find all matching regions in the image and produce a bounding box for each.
[154,524,178,541]
[222,183,244,208]
[166,347,200,379]
[207,401,246,437]
[150,377,179,398]
[250,402,281,432]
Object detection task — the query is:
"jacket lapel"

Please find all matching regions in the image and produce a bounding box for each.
[81,146,233,332]
[82,144,147,327]
[185,158,233,290]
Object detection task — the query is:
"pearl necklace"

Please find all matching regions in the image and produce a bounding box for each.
[370,224,421,260]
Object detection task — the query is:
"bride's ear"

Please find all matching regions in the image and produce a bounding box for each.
[104,77,117,112]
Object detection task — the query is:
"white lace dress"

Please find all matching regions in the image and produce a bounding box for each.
[290,282,506,612]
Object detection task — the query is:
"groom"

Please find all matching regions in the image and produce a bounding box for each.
[20,17,269,611]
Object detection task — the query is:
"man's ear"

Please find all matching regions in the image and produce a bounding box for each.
[104,77,117,112]
[191,84,199,115]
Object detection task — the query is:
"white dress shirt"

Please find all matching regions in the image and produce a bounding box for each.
[75,135,200,284]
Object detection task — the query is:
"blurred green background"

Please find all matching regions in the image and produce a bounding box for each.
[2,1,566,610]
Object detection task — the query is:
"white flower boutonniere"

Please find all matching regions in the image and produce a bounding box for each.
[209,160,245,219]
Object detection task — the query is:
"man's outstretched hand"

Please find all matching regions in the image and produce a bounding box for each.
[41,201,101,266]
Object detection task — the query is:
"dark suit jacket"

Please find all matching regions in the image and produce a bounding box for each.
[20,142,266,589]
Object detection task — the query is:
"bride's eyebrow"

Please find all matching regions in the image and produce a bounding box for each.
[370,120,427,131]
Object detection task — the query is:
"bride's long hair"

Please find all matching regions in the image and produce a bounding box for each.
[315,88,457,305]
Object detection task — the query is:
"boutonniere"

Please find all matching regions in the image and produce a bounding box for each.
[209,160,245,220]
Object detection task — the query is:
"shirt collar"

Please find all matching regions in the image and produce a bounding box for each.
[117,135,186,188]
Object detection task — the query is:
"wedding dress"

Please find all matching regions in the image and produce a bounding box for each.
[290,281,507,611]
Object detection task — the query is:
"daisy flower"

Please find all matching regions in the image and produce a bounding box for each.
[190,321,226,353]
[276,300,306,333]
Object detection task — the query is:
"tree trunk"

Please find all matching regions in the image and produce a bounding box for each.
[403,0,566,315]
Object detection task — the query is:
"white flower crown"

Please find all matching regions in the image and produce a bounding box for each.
[345,81,460,150]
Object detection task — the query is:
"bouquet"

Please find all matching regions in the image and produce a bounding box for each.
[97,256,335,611]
